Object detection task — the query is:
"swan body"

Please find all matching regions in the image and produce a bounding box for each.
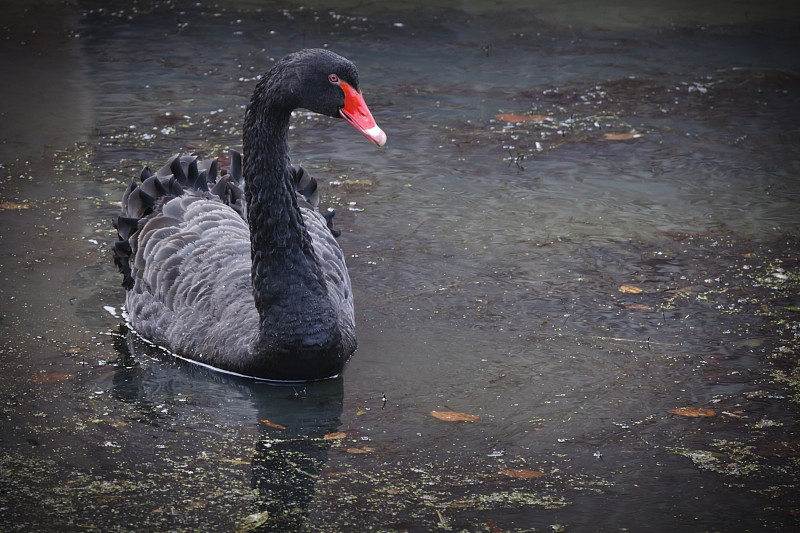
[113,49,385,381]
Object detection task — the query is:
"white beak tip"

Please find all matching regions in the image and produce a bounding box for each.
[364,125,386,147]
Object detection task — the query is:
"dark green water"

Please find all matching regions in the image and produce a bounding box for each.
[1,1,799,531]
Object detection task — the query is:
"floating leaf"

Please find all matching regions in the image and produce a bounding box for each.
[259,419,286,430]
[346,447,373,454]
[237,510,269,532]
[0,201,31,210]
[430,411,481,422]
[500,468,547,479]
[486,520,504,533]
[32,372,74,384]
[721,411,744,419]
[324,432,347,440]
[669,407,716,417]
[738,339,764,347]
[625,304,653,310]
[495,113,551,123]
[602,130,642,141]
[619,285,643,294]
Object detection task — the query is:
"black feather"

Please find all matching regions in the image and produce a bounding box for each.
[168,154,187,185]
[115,216,140,241]
[140,175,167,199]
[230,150,243,184]
[126,187,155,218]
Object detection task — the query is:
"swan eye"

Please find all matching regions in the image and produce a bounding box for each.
[328,74,340,84]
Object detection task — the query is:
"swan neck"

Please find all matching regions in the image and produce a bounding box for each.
[242,82,336,346]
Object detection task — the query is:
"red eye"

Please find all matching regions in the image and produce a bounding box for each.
[328,74,339,83]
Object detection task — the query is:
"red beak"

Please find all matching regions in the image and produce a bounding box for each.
[338,81,387,147]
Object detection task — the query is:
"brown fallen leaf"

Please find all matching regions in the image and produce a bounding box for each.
[346,447,373,454]
[430,411,481,422]
[669,407,716,418]
[259,419,286,430]
[619,285,643,294]
[494,113,551,123]
[0,201,31,210]
[323,432,347,440]
[601,130,642,141]
[32,372,74,384]
[500,468,547,479]
[486,519,504,533]
[737,338,764,347]
[625,304,653,310]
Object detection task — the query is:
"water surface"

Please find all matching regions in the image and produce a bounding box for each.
[1,1,799,531]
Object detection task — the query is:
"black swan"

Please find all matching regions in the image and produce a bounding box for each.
[113,49,386,381]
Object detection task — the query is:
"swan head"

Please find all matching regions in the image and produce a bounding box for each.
[274,49,386,147]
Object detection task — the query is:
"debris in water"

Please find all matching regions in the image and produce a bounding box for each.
[619,285,643,294]
[346,447,373,454]
[430,411,481,422]
[237,510,269,532]
[500,468,547,479]
[0,201,31,210]
[31,372,74,384]
[259,419,286,430]
[669,407,716,417]
[601,130,642,140]
[494,113,551,123]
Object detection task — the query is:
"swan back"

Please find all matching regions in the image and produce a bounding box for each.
[114,152,355,379]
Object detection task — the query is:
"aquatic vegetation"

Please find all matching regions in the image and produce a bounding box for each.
[672,440,762,476]
[3,1,799,531]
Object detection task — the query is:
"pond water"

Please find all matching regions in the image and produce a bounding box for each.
[1,1,799,531]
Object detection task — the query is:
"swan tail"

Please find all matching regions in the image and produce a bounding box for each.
[322,209,341,237]
[112,150,340,290]
[113,151,245,290]
[291,164,342,237]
